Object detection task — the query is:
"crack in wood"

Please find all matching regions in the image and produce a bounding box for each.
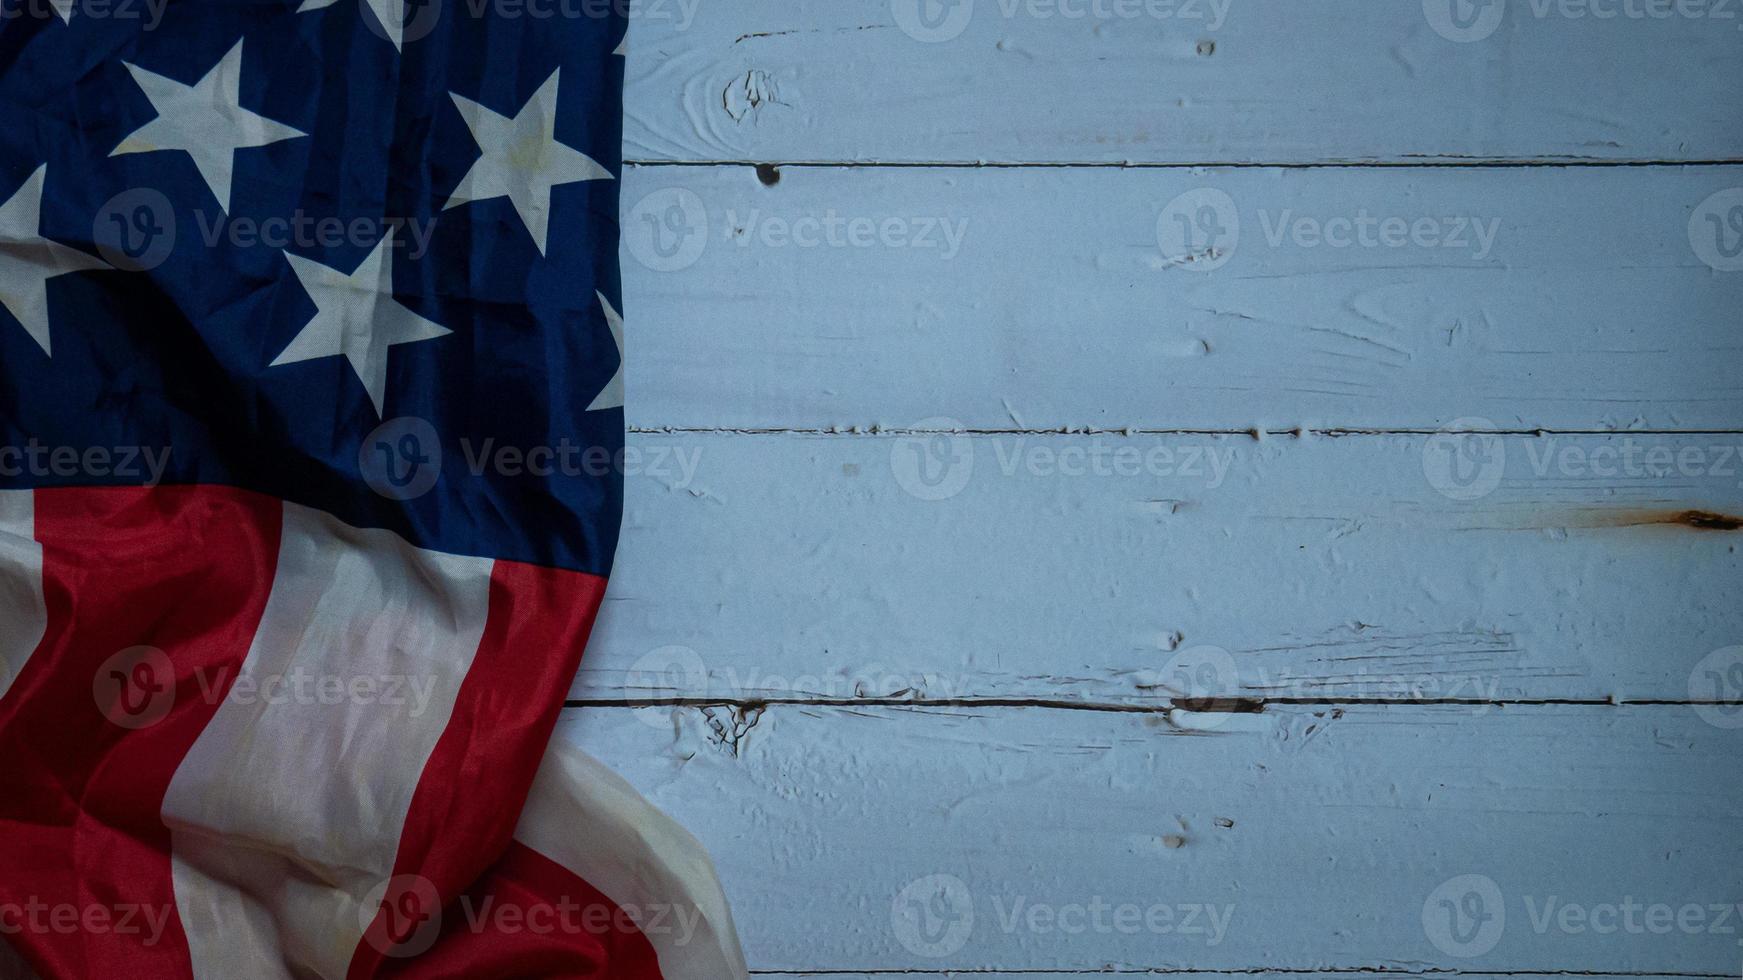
[626,158,1743,171]
[626,426,1743,438]
[563,695,1741,713]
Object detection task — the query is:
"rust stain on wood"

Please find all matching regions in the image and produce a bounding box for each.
[1589,509,1743,532]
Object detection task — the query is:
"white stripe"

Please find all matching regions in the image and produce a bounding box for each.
[0,490,45,705]
[162,503,495,980]
[513,741,750,980]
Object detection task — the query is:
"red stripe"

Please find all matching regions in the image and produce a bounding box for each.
[349,562,608,979]
[379,841,665,980]
[0,486,283,979]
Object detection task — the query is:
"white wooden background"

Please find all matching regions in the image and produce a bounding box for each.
[565,1,1743,975]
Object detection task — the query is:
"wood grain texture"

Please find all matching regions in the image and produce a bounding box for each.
[555,703,1743,974]
[619,164,1743,431]
[573,431,1743,705]
[622,0,1743,164]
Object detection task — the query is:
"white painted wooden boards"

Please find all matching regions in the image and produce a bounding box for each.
[576,432,1743,707]
[623,0,1743,164]
[618,164,1743,431]
[575,1,1743,974]
[561,704,1743,973]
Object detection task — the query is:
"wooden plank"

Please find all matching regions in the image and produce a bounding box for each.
[619,164,1743,432]
[575,431,1743,705]
[556,703,1743,973]
[622,0,1743,164]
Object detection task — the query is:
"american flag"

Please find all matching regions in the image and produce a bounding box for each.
[0,0,744,975]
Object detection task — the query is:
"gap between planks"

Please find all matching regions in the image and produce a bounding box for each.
[628,426,1743,438]
[560,696,1742,714]
[626,158,1743,171]
[742,962,1736,969]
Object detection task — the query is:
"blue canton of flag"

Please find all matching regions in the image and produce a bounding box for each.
[0,0,626,576]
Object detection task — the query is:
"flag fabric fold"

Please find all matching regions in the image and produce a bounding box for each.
[0,0,746,975]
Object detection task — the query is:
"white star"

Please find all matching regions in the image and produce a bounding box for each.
[588,291,623,411]
[0,166,110,356]
[112,41,307,213]
[444,70,612,256]
[270,235,451,415]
